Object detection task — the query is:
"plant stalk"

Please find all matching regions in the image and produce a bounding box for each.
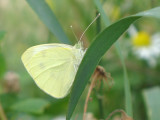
[97,82,105,119]
[96,11,105,119]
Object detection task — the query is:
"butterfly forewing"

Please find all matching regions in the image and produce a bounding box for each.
[22,44,80,98]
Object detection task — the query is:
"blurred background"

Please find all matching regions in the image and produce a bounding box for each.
[0,0,160,120]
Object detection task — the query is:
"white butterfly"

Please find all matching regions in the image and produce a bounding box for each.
[21,42,85,98]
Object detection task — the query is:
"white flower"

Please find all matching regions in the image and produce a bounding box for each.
[128,26,160,67]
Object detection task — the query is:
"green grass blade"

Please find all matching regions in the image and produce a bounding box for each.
[93,0,110,26]
[94,0,133,116]
[0,53,6,78]
[143,87,160,120]
[114,42,132,116]
[26,0,70,44]
[67,7,160,120]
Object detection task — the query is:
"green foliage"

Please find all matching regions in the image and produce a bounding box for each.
[143,87,160,120]
[0,31,6,78]
[11,98,50,114]
[0,53,6,78]
[0,93,18,110]
[67,7,160,119]
[0,31,6,41]
[1,0,160,119]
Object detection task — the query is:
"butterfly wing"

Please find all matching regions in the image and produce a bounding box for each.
[21,44,77,98]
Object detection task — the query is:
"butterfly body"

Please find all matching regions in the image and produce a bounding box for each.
[22,42,85,98]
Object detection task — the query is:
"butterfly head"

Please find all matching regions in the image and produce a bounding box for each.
[74,41,83,49]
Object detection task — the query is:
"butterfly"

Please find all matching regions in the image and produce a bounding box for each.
[21,13,100,98]
[21,42,85,98]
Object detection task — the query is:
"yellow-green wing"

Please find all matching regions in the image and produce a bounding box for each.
[21,44,77,98]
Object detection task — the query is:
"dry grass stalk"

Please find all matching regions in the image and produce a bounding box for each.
[106,109,133,120]
[83,66,113,120]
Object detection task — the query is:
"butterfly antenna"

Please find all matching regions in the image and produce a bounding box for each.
[70,25,79,42]
[80,13,100,41]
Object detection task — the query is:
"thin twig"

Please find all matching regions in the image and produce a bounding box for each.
[83,66,113,120]
[106,109,133,120]
[105,109,124,120]
[83,72,99,120]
